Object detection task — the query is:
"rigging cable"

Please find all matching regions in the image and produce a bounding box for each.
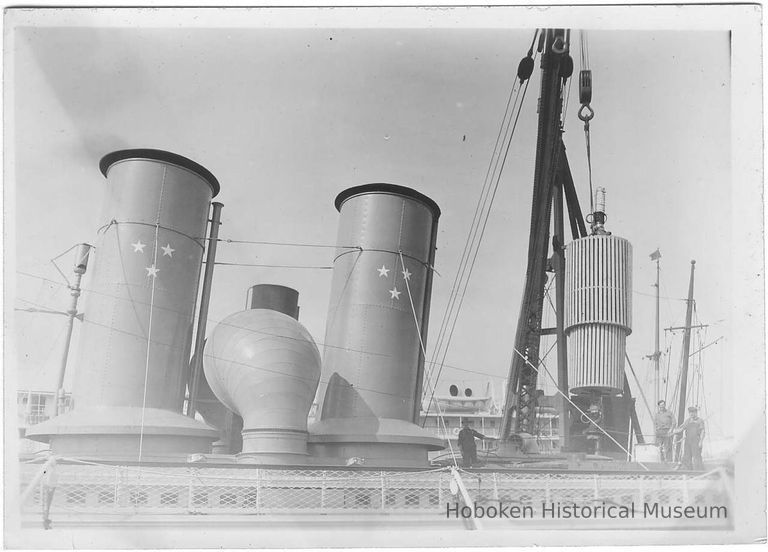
[426,62,522,377]
[205,237,357,250]
[398,251,458,467]
[663,342,673,405]
[424,76,531,419]
[15,276,515,383]
[423,38,538,422]
[577,31,595,216]
[512,346,649,471]
[424,33,536,379]
[137,168,165,468]
[422,30,538,419]
[211,261,333,269]
[16,294,519,409]
[562,65,574,127]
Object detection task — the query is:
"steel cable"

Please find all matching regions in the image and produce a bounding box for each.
[424,68,534,422]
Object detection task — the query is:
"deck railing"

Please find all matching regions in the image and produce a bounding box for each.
[19,460,732,525]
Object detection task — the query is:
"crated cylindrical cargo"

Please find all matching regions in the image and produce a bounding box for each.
[27,149,220,459]
[309,183,444,467]
[203,308,321,463]
[564,234,633,395]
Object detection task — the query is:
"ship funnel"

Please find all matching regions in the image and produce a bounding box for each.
[248,284,300,319]
[27,149,220,460]
[309,183,444,467]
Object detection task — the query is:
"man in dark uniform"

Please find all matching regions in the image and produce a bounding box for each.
[581,403,603,456]
[457,419,486,468]
[654,400,676,462]
[674,406,705,470]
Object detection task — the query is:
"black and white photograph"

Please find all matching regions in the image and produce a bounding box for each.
[4,4,764,548]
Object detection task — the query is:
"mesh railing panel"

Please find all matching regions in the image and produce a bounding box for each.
[19,462,730,522]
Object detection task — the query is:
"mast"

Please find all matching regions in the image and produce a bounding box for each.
[55,243,92,416]
[649,249,661,408]
[655,256,660,407]
[501,29,568,439]
[676,260,696,425]
[553,179,569,450]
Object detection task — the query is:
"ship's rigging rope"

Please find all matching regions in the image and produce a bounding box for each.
[398,251,458,467]
[424,71,524,386]
[561,62,574,126]
[137,167,166,466]
[15,287,507,405]
[15,280,514,385]
[578,31,596,216]
[211,261,334,269]
[625,354,654,422]
[422,30,539,423]
[204,237,353,249]
[579,30,590,75]
[511,346,650,471]
[663,340,674,405]
[660,297,722,447]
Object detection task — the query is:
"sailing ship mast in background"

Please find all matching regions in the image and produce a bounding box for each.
[648,249,662,409]
[676,261,698,426]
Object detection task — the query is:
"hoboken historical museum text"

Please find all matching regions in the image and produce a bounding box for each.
[446,502,728,520]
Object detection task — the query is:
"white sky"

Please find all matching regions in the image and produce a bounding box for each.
[6,7,750,444]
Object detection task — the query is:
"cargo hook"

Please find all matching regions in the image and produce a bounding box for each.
[578,104,594,124]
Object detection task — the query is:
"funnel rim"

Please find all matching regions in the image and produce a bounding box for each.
[335,183,440,219]
[99,148,220,197]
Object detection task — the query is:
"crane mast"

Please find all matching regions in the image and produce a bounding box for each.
[501,29,572,439]
[500,29,642,453]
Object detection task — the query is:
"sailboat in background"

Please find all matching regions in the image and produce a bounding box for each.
[633,252,729,465]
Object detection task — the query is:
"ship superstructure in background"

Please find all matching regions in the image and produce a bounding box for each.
[419,381,562,461]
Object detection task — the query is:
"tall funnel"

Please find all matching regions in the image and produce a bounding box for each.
[27,149,219,459]
[309,184,443,466]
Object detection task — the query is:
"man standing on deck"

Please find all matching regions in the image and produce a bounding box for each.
[674,406,706,470]
[654,400,676,462]
[457,419,486,468]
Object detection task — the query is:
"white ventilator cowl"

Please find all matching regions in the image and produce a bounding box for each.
[203,308,321,457]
